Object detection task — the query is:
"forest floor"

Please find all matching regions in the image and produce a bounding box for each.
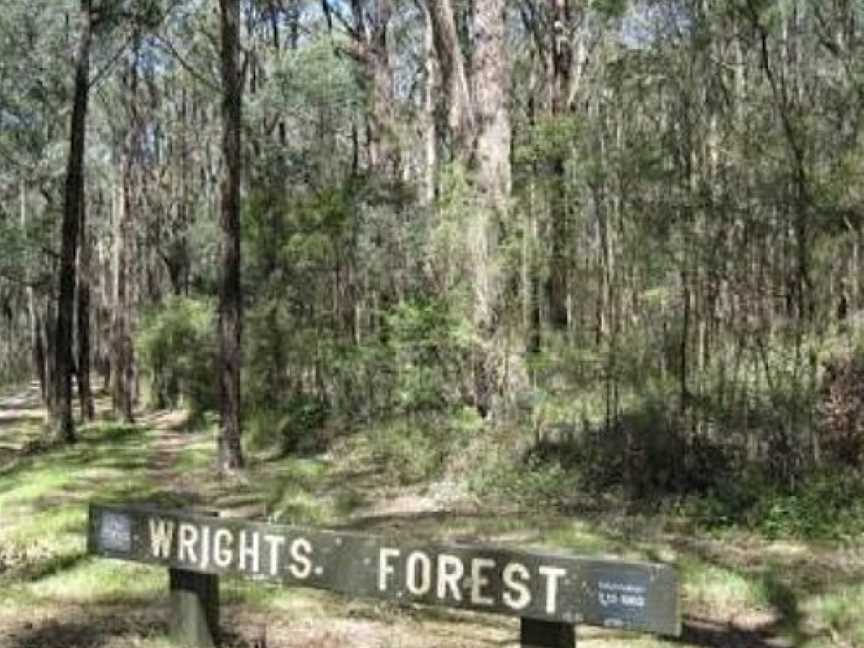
[0,384,862,648]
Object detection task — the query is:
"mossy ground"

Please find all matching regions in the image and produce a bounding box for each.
[0,383,861,647]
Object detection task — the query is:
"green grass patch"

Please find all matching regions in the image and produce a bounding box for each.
[173,432,217,472]
[804,582,864,646]
[544,521,624,557]
[263,457,332,524]
[679,555,774,613]
[28,558,165,604]
[0,419,164,611]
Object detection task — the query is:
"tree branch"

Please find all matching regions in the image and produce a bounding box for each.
[153,33,221,92]
[321,0,359,39]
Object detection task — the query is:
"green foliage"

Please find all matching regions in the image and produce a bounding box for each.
[591,0,629,19]
[809,583,864,647]
[135,297,216,418]
[246,395,329,456]
[385,298,472,412]
[271,36,361,114]
[425,163,477,305]
[367,418,443,485]
[367,411,475,485]
[471,453,580,507]
[515,115,582,167]
[678,469,864,541]
[751,472,864,541]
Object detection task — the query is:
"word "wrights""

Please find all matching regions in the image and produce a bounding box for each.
[149,518,316,579]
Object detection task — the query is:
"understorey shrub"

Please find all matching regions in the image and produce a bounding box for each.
[136,297,217,419]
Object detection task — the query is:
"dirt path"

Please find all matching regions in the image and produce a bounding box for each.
[0,382,45,462]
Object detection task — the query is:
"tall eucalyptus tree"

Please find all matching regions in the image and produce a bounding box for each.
[218,0,246,471]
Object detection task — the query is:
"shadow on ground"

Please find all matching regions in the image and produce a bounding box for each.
[675,616,797,648]
[2,611,165,648]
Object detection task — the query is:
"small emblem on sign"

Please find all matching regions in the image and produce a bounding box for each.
[100,512,132,553]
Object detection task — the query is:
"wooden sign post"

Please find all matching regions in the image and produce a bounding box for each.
[88,504,680,646]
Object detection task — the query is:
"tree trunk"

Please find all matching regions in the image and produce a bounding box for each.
[112,178,135,422]
[52,0,93,444]
[473,0,513,203]
[426,0,512,416]
[469,0,512,416]
[33,309,47,401]
[367,1,397,173]
[425,0,473,158]
[77,189,95,420]
[420,3,438,206]
[42,300,57,422]
[546,0,574,330]
[218,0,245,471]
[112,43,141,424]
[20,181,46,400]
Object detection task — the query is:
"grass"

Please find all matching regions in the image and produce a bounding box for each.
[172,431,216,472]
[0,422,163,604]
[28,558,166,604]
[806,583,864,646]
[679,555,773,613]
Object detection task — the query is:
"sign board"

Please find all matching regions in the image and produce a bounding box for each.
[88,504,680,636]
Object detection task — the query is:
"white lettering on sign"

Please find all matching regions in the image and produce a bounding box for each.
[264,534,286,577]
[289,537,313,579]
[213,529,233,568]
[178,523,199,564]
[144,516,327,582]
[502,562,531,611]
[539,566,566,615]
[436,554,463,602]
[598,581,647,610]
[470,558,496,606]
[622,594,645,607]
[379,547,400,592]
[239,530,260,573]
[200,526,211,570]
[149,518,175,559]
[138,514,596,621]
[406,551,432,595]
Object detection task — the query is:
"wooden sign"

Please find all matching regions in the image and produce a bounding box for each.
[88,504,680,637]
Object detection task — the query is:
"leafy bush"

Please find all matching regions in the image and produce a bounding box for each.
[246,395,329,455]
[750,471,864,540]
[367,411,475,485]
[384,299,471,412]
[470,453,580,507]
[136,297,217,418]
[676,469,864,540]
